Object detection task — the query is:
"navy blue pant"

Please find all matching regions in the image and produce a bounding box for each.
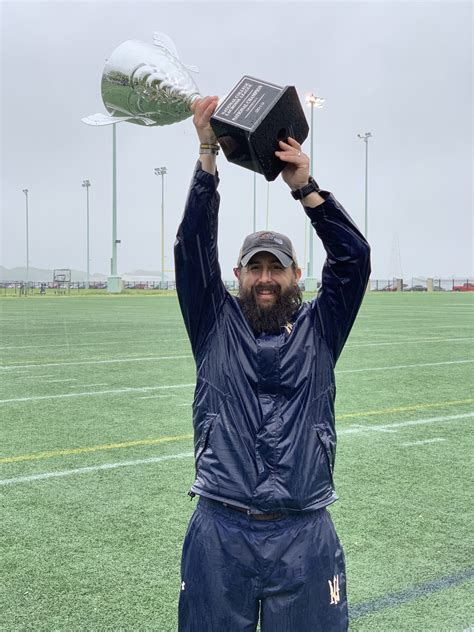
[179,498,348,631]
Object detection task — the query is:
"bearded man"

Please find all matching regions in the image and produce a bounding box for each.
[174,96,371,632]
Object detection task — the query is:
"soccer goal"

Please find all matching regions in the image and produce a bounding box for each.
[53,269,71,294]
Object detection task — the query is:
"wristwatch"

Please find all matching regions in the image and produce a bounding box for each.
[291,176,320,200]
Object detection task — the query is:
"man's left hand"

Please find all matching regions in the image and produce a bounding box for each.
[275,137,310,191]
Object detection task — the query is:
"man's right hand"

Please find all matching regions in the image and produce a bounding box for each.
[191,96,219,145]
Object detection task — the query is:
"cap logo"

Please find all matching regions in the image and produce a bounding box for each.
[259,232,283,245]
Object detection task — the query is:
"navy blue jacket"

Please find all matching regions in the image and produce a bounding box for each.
[175,162,370,514]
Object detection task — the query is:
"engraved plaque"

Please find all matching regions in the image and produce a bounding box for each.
[211,76,309,181]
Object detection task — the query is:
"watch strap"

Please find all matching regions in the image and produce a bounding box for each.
[291,176,320,200]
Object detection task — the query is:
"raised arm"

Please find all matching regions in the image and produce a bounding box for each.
[276,138,371,362]
[174,97,227,356]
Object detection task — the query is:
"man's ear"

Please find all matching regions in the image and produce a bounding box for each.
[233,267,241,280]
[295,267,302,282]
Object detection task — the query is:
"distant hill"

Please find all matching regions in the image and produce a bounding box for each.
[0,266,174,282]
[0,266,107,282]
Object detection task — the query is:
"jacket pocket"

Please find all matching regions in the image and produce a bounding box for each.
[314,428,335,489]
[195,412,217,471]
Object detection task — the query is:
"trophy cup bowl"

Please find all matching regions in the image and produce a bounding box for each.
[83,32,201,127]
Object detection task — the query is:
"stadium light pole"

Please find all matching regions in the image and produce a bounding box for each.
[22,188,29,286]
[81,116,121,291]
[305,94,324,279]
[357,132,372,238]
[111,123,118,281]
[253,172,257,232]
[154,166,167,286]
[82,179,91,289]
[265,181,270,230]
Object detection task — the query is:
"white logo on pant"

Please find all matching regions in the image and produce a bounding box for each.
[328,574,340,605]
[181,581,186,591]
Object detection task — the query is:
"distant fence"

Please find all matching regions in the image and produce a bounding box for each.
[1,278,473,294]
[369,278,473,292]
[0,280,176,294]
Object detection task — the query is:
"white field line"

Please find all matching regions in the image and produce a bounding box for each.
[1,413,470,487]
[340,412,473,435]
[1,359,472,405]
[15,374,55,380]
[0,338,190,350]
[0,383,196,404]
[2,351,473,375]
[40,378,78,383]
[354,315,472,322]
[431,325,474,329]
[2,335,471,352]
[2,329,187,340]
[71,383,109,388]
[337,359,474,374]
[0,452,195,486]
[402,438,446,447]
[0,354,193,371]
[346,337,473,348]
[348,424,397,433]
[138,395,171,399]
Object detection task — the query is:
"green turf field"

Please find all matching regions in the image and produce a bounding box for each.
[1,292,473,631]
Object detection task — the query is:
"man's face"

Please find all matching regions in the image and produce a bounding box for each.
[234,252,302,309]
[233,251,303,336]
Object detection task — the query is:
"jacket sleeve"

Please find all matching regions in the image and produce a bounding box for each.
[306,192,371,363]
[174,161,227,357]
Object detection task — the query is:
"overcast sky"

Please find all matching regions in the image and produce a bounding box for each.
[1,0,472,281]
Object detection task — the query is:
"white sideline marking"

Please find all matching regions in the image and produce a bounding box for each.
[1,360,472,404]
[1,413,471,487]
[0,338,190,350]
[402,438,446,447]
[0,383,196,404]
[346,337,474,348]
[71,383,109,388]
[2,329,186,341]
[340,413,473,436]
[0,452,194,486]
[349,424,397,433]
[41,378,77,383]
[337,359,474,374]
[0,354,192,371]
[1,336,470,351]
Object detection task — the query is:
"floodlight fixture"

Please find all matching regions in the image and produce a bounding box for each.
[306,93,325,109]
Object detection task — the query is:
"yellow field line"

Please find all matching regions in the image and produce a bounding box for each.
[338,398,473,420]
[0,434,194,464]
[1,399,472,465]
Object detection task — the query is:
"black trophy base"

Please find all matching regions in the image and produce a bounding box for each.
[210,77,309,181]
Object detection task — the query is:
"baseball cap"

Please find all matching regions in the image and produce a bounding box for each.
[237,231,298,268]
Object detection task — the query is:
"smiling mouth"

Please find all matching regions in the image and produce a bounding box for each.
[256,287,278,296]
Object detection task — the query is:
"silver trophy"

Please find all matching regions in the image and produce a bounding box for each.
[83,32,201,126]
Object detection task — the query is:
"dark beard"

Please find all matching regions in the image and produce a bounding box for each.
[237,282,302,336]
